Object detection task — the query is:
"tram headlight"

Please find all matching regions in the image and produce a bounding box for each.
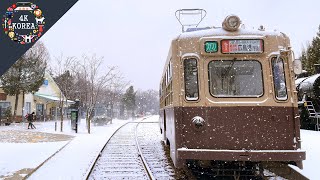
[192,116,205,130]
[222,15,241,31]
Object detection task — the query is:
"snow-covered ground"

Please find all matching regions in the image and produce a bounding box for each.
[0,117,138,180]
[0,116,319,180]
[300,129,320,179]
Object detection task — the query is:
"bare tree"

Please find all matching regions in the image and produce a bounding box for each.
[97,76,129,118]
[78,54,119,134]
[49,54,77,132]
[136,89,159,115]
[48,53,124,133]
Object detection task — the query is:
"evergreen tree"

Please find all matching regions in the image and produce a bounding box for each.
[54,70,74,99]
[0,42,48,120]
[122,86,136,118]
[301,46,309,72]
[301,25,320,74]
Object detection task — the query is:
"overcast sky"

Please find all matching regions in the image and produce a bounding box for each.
[41,0,320,90]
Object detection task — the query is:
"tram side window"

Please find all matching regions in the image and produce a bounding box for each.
[272,57,287,100]
[208,60,263,97]
[184,58,199,101]
[169,61,173,80]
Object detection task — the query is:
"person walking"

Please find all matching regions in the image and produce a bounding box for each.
[27,112,36,129]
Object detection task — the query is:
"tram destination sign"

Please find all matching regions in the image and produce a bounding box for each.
[221,39,263,54]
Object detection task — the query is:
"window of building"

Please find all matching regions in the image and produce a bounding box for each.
[25,102,31,114]
[184,58,199,101]
[0,102,11,117]
[208,60,263,97]
[0,102,10,108]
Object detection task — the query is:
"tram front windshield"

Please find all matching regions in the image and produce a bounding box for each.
[208,60,263,97]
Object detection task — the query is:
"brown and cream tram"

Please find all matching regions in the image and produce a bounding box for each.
[159,13,306,173]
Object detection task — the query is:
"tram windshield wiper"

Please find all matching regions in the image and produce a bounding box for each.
[220,58,237,92]
[222,58,237,78]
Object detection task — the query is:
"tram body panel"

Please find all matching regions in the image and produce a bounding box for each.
[175,106,297,150]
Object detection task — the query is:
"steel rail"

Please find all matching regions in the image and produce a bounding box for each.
[84,121,130,180]
[85,116,153,180]
[135,121,156,180]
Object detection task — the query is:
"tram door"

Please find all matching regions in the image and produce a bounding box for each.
[164,110,166,132]
[163,109,168,144]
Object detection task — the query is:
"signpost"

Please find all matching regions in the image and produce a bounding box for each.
[71,110,78,133]
[70,99,80,133]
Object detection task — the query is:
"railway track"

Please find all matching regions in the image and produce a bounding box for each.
[86,119,178,179]
[86,118,308,180]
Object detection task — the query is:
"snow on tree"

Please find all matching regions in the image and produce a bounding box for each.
[301,25,320,74]
[76,54,119,134]
[49,54,77,132]
[122,86,136,118]
[136,89,159,115]
[0,41,48,121]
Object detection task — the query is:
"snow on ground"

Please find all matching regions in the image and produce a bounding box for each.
[0,117,142,180]
[0,121,75,179]
[300,129,320,179]
[0,116,319,180]
[0,141,69,179]
[29,118,132,180]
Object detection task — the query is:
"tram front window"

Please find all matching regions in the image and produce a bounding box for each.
[208,60,263,97]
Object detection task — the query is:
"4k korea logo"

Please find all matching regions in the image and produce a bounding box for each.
[2,2,45,44]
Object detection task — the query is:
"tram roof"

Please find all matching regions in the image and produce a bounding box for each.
[178,27,284,40]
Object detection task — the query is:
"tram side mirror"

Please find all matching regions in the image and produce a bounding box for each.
[293,59,302,75]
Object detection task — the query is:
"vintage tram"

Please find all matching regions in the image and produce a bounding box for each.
[159,10,305,176]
